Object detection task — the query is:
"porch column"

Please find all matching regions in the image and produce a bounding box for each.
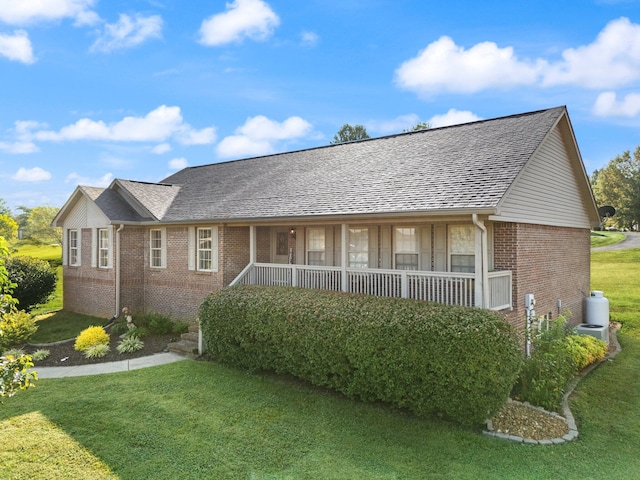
[249,226,256,263]
[472,214,489,309]
[341,224,348,292]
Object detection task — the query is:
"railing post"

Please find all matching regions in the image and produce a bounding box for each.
[401,270,408,298]
[341,224,348,292]
[291,265,297,287]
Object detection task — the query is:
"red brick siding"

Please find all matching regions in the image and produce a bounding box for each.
[63,228,116,318]
[494,222,590,331]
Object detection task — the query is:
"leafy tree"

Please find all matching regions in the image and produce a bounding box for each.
[0,214,18,241]
[591,147,640,230]
[23,206,62,245]
[404,121,431,132]
[0,237,17,314]
[0,199,11,216]
[331,124,370,144]
[4,256,57,312]
[1,354,37,398]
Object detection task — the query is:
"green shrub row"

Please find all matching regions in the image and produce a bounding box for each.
[3,256,57,312]
[199,286,522,426]
[512,317,608,410]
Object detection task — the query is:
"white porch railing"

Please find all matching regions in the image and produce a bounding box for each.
[231,263,512,311]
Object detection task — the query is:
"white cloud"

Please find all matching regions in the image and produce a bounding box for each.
[395,17,640,96]
[199,0,280,46]
[217,115,312,158]
[32,105,216,145]
[0,140,38,153]
[395,36,543,96]
[65,172,113,187]
[300,31,319,47]
[12,166,51,182]
[168,157,188,170]
[0,30,36,64]
[593,91,640,117]
[543,18,640,89]
[0,0,99,26]
[90,14,163,53]
[428,109,482,127]
[151,143,171,154]
[0,120,41,153]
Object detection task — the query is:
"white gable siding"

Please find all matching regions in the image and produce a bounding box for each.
[493,126,592,228]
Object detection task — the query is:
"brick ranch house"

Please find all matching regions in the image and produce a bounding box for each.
[53,106,600,334]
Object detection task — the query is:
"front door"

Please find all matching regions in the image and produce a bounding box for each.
[272,228,290,264]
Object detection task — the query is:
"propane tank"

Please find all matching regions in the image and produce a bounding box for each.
[585,290,609,327]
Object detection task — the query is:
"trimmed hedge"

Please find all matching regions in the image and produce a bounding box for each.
[199,286,522,426]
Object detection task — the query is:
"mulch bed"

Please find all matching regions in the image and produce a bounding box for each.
[26,330,178,367]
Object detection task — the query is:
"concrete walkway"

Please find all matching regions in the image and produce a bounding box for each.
[34,352,188,379]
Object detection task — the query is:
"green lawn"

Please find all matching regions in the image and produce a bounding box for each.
[30,310,109,344]
[590,230,626,248]
[1,248,639,479]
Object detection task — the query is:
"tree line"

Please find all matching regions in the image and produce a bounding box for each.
[0,200,61,246]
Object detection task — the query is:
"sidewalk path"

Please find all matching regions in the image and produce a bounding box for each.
[34,352,188,379]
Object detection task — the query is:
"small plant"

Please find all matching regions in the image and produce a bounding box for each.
[0,309,38,350]
[3,347,26,358]
[84,343,110,359]
[110,321,129,336]
[146,313,173,334]
[117,337,144,354]
[172,320,189,335]
[74,326,110,352]
[125,327,148,339]
[31,349,50,361]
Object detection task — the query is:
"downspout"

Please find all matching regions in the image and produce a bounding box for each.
[472,214,490,309]
[114,224,125,320]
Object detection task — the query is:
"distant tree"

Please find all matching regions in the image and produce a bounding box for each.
[0,215,18,242]
[14,206,31,232]
[591,147,640,230]
[23,206,62,246]
[331,124,370,144]
[403,121,431,132]
[0,199,11,217]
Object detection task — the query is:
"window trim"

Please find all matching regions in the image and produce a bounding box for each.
[306,228,326,266]
[150,228,166,269]
[98,228,110,269]
[197,227,213,272]
[449,224,475,273]
[68,229,79,266]
[348,227,369,268]
[393,226,419,270]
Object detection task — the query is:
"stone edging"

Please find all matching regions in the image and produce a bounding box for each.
[483,324,622,445]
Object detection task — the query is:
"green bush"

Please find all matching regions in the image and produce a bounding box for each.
[4,256,57,312]
[199,286,522,426]
[0,310,38,351]
[117,337,144,354]
[74,326,110,352]
[512,316,607,411]
[172,320,189,335]
[84,343,110,359]
[145,313,173,334]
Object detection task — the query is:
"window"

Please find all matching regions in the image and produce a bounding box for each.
[307,228,325,266]
[394,227,418,270]
[150,229,165,268]
[348,228,368,268]
[98,228,109,268]
[197,228,213,271]
[68,229,79,266]
[450,225,475,273]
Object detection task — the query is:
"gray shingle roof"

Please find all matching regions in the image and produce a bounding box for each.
[150,106,566,222]
[81,186,148,222]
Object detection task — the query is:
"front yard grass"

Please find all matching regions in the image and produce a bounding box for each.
[29,310,109,344]
[1,248,639,479]
[590,230,625,248]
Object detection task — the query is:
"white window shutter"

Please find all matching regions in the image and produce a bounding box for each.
[420,225,432,271]
[62,229,68,266]
[188,227,196,271]
[91,228,97,267]
[211,226,219,272]
[161,228,167,268]
[108,226,114,268]
[368,226,378,268]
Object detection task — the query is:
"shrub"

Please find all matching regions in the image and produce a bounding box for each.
[564,334,607,370]
[0,310,38,350]
[4,256,57,312]
[117,337,144,354]
[511,316,607,411]
[125,327,148,339]
[31,349,50,361]
[172,321,189,335]
[110,321,129,336]
[1,354,37,397]
[74,326,110,352]
[3,347,26,357]
[145,313,173,334]
[199,286,522,426]
[84,343,110,359]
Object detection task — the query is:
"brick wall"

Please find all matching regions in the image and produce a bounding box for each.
[494,222,591,331]
[63,227,117,318]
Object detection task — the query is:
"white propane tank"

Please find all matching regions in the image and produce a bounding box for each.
[585,290,609,327]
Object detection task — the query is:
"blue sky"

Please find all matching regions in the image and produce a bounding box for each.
[2,0,640,213]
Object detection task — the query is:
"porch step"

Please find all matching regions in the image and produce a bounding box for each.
[167,326,200,359]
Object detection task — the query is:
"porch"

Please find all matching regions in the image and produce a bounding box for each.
[229,219,513,311]
[231,263,512,311]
